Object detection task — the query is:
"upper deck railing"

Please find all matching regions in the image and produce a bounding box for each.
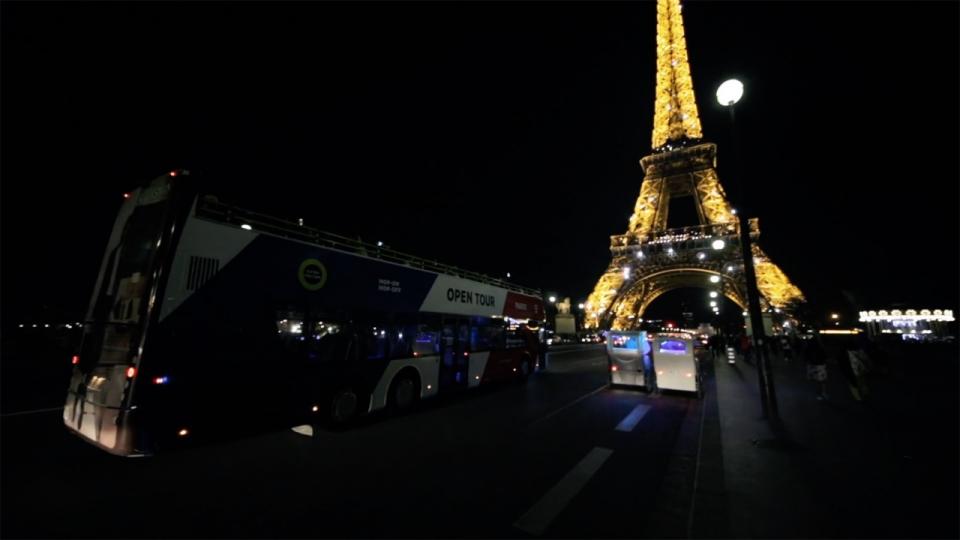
[195,196,543,298]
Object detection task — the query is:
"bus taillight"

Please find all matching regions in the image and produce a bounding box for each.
[611,365,618,372]
[71,355,79,365]
[126,366,137,379]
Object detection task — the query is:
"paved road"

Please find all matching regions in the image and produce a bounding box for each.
[1,344,703,538]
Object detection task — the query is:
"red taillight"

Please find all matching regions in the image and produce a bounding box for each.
[71,355,79,365]
[126,366,137,378]
[611,365,619,372]
[123,192,131,199]
[463,352,469,356]
[169,170,178,177]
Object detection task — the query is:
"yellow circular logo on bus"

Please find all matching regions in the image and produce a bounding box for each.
[298,259,328,291]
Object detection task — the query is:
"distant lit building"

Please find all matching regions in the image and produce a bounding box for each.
[859,309,955,341]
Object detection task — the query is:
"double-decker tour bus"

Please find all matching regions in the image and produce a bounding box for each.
[63,170,546,456]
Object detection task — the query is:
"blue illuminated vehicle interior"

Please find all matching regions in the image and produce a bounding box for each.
[611,334,638,349]
[658,340,687,354]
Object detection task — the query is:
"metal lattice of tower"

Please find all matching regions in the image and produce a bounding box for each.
[584,0,804,330]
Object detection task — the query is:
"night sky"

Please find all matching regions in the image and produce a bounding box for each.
[2,1,958,325]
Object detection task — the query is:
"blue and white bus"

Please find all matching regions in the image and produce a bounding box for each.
[63,170,546,456]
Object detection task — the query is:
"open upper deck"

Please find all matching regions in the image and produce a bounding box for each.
[195,196,543,299]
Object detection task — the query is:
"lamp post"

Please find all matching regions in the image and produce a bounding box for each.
[717,79,779,422]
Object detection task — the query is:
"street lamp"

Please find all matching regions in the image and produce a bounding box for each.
[716,79,744,107]
[549,296,556,303]
[718,78,779,422]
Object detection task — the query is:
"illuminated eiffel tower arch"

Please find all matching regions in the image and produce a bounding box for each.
[584,0,804,330]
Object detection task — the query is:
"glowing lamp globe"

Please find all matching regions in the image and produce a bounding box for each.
[716,79,744,106]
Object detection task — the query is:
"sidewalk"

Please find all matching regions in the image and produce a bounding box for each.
[704,345,959,538]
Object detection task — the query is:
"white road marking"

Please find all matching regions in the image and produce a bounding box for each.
[514,446,614,536]
[614,404,651,432]
[291,425,314,437]
[686,395,708,537]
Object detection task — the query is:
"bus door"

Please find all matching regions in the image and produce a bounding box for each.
[439,317,469,391]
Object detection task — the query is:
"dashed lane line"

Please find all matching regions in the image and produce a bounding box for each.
[513,446,614,536]
[614,403,651,432]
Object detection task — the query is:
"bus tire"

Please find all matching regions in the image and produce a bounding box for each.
[329,387,359,425]
[389,369,420,412]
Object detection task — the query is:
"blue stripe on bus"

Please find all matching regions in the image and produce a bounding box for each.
[188,235,441,314]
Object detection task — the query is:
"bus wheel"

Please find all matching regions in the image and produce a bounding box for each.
[330,388,358,425]
[389,371,420,412]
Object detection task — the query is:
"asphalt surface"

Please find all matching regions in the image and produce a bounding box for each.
[1,343,703,538]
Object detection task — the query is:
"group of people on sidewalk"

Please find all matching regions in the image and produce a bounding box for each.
[803,333,882,401]
[708,330,884,402]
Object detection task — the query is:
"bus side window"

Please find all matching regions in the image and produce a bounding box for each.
[307,317,343,362]
[275,309,306,353]
[440,321,456,355]
[390,314,418,359]
[470,317,505,351]
[505,325,524,349]
[334,328,358,364]
[413,326,438,356]
[366,324,388,360]
[440,316,468,354]
[458,320,470,351]
[414,314,441,356]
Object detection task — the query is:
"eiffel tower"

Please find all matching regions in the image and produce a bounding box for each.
[584,0,804,330]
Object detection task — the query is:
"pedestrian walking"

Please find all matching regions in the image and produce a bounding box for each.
[844,345,871,400]
[739,333,753,364]
[781,335,794,363]
[804,336,829,400]
[710,334,722,359]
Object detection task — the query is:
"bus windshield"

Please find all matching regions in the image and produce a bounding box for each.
[82,177,172,368]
